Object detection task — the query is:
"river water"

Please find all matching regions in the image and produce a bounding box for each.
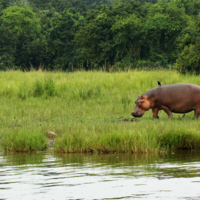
[0,151,200,200]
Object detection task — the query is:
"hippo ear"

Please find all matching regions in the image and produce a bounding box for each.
[141,95,148,99]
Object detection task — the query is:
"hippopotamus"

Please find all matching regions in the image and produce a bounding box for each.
[131,83,200,119]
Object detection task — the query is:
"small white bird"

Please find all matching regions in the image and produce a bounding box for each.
[47,130,57,137]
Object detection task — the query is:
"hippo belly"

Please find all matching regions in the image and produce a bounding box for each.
[161,99,196,113]
[166,105,194,114]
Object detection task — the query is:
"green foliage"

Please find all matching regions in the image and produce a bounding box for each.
[84,0,113,10]
[111,14,143,62]
[0,18,16,69]
[48,11,83,70]
[176,15,200,74]
[2,5,42,68]
[176,44,200,74]
[76,0,146,68]
[31,0,89,15]
[0,0,12,10]
[2,130,47,152]
[2,5,41,36]
[75,0,191,68]
[142,1,189,65]
[0,0,200,71]
[171,0,200,16]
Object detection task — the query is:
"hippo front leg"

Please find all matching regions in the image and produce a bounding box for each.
[152,108,159,119]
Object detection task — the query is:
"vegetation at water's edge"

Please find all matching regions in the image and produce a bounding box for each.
[1,70,200,153]
[2,130,47,152]
[1,0,200,74]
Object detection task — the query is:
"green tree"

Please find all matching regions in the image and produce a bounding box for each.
[171,0,200,16]
[0,18,17,69]
[2,5,42,68]
[141,1,189,65]
[176,17,200,74]
[48,11,84,70]
[76,0,146,68]
[83,0,112,9]
[31,0,88,15]
[0,0,13,10]
[111,14,143,65]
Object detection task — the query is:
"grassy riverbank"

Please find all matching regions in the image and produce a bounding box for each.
[1,70,200,153]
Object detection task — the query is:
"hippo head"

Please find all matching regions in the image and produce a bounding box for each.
[131,95,151,117]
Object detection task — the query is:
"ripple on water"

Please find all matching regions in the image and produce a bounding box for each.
[0,151,200,199]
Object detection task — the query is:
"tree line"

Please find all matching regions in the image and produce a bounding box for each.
[1,0,200,73]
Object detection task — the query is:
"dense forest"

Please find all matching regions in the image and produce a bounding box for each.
[0,0,200,73]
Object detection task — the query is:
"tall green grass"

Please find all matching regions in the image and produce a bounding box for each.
[53,120,200,153]
[0,69,200,152]
[2,130,47,152]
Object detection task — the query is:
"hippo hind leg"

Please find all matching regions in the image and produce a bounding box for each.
[193,108,200,119]
[161,106,173,119]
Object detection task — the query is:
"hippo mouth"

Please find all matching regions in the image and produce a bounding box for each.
[131,111,144,117]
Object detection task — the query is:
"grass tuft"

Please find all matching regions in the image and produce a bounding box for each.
[44,77,57,97]
[1,130,47,152]
[32,79,44,97]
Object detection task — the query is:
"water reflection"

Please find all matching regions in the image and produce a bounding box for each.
[0,151,200,199]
